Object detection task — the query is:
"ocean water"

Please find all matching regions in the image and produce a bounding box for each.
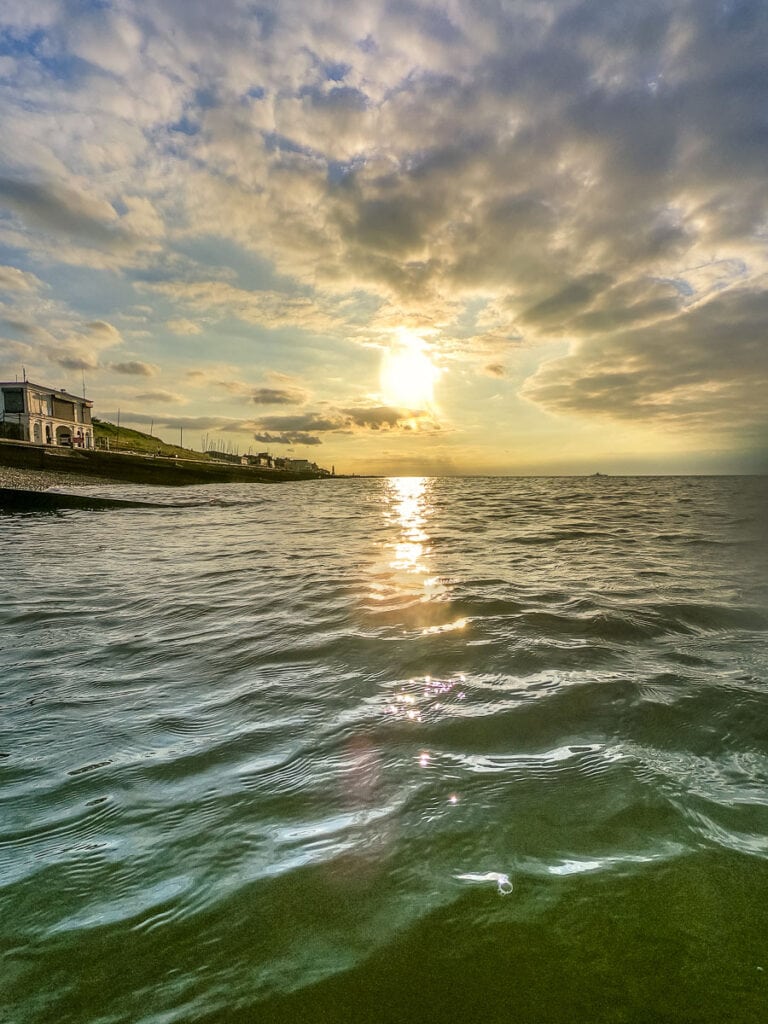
[1,475,767,1024]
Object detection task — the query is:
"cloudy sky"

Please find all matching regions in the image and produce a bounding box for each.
[1,0,766,474]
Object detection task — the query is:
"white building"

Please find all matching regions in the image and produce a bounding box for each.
[285,458,315,472]
[0,381,94,448]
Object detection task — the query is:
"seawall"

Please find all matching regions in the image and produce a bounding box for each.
[0,439,327,486]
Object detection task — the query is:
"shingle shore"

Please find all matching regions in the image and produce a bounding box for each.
[0,466,127,491]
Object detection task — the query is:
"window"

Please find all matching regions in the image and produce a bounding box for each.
[2,388,24,413]
[52,397,75,420]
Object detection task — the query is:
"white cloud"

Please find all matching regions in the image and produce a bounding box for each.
[166,318,202,335]
[0,264,44,292]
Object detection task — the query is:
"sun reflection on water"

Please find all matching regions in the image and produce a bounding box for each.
[377,477,466,631]
[388,476,431,576]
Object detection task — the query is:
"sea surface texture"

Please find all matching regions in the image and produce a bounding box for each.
[1,475,767,1024]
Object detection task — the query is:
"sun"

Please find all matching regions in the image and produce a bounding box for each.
[380,331,439,410]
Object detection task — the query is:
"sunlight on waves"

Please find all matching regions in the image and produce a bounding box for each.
[387,476,432,579]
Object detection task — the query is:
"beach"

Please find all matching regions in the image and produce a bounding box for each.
[0,464,128,491]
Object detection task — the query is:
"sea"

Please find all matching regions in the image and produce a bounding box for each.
[1,475,767,1024]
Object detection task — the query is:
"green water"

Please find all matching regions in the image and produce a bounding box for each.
[1,476,767,1023]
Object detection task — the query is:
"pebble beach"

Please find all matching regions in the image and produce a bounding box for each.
[0,466,126,491]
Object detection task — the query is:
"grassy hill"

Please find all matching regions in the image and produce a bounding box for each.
[92,418,209,460]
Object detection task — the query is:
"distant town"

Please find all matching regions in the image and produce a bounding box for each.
[202,448,332,476]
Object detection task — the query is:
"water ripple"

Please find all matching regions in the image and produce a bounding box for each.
[1,475,766,1022]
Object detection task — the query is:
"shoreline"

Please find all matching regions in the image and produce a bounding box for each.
[0,439,337,487]
[0,465,131,492]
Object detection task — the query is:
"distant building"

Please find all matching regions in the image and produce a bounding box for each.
[204,449,330,476]
[249,452,274,468]
[207,449,242,464]
[0,381,94,448]
[283,458,330,476]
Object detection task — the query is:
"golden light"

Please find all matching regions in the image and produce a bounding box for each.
[380,330,439,410]
[389,476,429,574]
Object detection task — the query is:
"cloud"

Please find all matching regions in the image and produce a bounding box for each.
[111,361,158,376]
[53,320,123,369]
[341,405,421,429]
[0,265,44,293]
[32,319,125,372]
[141,279,344,331]
[485,363,505,377]
[251,404,440,438]
[255,412,344,432]
[0,335,32,362]
[253,431,322,445]
[251,386,308,405]
[85,321,122,343]
[213,380,309,403]
[0,310,124,375]
[166,318,203,335]
[0,173,164,269]
[65,7,143,77]
[0,178,121,243]
[1,318,54,343]
[57,354,96,371]
[522,283,768,434]
[133,390,184,403]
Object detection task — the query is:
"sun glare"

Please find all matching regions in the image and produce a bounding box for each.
[380,331,439,410]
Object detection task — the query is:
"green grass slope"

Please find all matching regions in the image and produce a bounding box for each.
[93,418,208,460]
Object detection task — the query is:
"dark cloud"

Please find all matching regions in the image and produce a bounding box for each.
[253,431,322,445]
[485,363,505,377]
[0,178,122,245]
[57,354,98,371]
[251,405,437,437]
[255,413,344,432]
[340,405,416,429]
[133,390,181,402]
[386,0,464,45]
[251,387,306,405]
[520,275,613,328]
[523,284,768,432]
[569,279,681,334]
[300,85,368,112]
[345,195,435,256]
[111,361,157,376]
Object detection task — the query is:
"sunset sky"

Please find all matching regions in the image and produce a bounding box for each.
[1,0,766,474]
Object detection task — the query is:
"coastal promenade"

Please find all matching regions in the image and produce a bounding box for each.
[0,438,328,488]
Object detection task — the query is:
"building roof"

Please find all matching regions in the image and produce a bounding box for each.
[0,381,92,406]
